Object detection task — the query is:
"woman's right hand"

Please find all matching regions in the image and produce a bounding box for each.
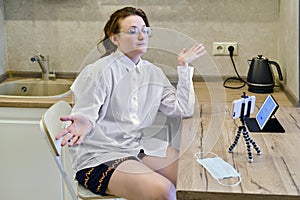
[177,43,206,67]
[55,115,93,147]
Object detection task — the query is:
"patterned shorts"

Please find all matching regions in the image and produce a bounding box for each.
[75,150,147,196]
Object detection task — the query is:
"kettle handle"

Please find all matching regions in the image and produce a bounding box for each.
[269,61,283,81]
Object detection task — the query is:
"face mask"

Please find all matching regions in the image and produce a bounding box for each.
[195,152,241,187]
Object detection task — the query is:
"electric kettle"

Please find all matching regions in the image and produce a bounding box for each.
[247,55,283,93]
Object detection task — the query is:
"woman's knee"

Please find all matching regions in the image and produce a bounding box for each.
[144,179,176,200]
[107,159,176,199]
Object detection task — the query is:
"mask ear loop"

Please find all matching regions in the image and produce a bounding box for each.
[194,151,242,187]
[217,175,242,187]
[194,151,218,159]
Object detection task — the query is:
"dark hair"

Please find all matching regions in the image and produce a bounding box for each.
[97,7,150,57]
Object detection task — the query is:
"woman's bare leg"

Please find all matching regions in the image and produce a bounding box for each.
[106,159,176,200]
[142,146,179,185]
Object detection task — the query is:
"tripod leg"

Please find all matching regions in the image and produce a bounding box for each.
[242,128,253,163]
[249,138,262,155]
[229,126,242,153]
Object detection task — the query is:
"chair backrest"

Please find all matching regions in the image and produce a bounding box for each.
[39,100,78,200]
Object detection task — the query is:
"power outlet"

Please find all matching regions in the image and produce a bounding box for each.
[213,42,238,56]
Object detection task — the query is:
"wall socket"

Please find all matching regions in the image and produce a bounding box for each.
[213,42,238,56]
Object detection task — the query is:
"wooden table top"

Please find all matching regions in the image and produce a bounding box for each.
[177,82,300,200]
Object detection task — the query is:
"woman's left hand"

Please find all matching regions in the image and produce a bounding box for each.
[55,115,93,147]
[178,43,206,67]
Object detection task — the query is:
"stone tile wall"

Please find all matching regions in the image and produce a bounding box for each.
[1,0,299,101]
[3,0,279,76]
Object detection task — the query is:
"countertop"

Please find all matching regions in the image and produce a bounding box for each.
[0,79,292,108]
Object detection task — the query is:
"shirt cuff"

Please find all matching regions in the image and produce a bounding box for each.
[177,66,194,82]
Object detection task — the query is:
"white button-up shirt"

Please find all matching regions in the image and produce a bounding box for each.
[69,50,195,172]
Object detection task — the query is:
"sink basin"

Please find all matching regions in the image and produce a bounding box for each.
[0,78,73,98]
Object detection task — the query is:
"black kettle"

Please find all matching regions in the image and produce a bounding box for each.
[247,55,283,93]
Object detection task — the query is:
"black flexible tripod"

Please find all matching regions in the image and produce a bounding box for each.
[228,92,261,163]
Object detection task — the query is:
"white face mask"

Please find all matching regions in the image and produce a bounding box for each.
[195,152,241,187]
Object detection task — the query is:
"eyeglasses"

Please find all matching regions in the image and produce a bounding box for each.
[119,26,152,37]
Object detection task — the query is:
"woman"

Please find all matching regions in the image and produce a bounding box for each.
[56,7,205,200]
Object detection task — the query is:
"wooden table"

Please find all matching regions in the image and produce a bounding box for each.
[176,82,300,199]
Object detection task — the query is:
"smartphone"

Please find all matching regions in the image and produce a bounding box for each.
[232,96,256,119]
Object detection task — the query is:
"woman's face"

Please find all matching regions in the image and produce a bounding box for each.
[111,15,149,63]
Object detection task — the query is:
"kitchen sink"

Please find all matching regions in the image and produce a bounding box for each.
[0,78,73,98]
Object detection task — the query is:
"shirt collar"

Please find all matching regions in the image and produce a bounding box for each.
[113,49,142,73]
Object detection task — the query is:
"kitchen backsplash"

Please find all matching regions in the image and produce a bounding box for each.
[0,0,299,101]
[0,0,6,75]
[2,0,279,75]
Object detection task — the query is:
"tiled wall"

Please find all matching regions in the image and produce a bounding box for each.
[1,0,299,100]
[0,0,7,75]
[4,0,279,74]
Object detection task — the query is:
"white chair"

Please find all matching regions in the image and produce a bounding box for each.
[39,100,117,200]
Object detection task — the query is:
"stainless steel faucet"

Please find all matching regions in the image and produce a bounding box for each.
[30,54,49,80]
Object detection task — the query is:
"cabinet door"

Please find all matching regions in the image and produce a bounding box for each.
[0,108,61,200]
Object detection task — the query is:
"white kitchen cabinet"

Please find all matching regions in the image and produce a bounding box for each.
[0,107,62,200]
